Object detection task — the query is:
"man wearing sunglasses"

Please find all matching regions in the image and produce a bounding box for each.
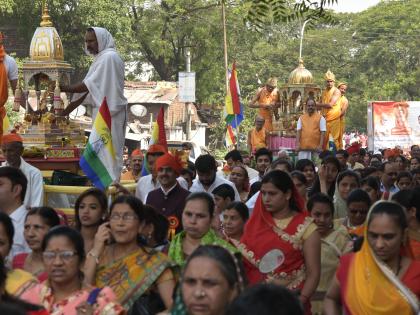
[317,70,342,150]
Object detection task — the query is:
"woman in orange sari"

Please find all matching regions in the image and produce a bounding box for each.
[238,170,320,314]
[324,201,420,315]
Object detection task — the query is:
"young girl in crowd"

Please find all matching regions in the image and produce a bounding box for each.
[395,171,413,191]
[307,193,351,315]
[361,176,382,204]
[12,207,60,282]
[291,171,308,206]
[324,201,420,314]
[295,159,316,191]
[333,170,360,219]
[309,156,340,199]
[239,170,320,314]
[336,189,371,238]
[74,188,108,253]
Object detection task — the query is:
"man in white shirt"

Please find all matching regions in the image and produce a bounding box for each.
[61,27,127,175]
[0,166,30,261]
[1,133,43,208]
[191,154,240,201]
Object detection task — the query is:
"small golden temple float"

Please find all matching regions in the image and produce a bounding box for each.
[268,58,321,152]
[12,3,85,168]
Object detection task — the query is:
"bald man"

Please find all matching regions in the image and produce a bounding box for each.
[248,115,268,154]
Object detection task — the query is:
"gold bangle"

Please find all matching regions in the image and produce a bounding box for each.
[87,251,100,264]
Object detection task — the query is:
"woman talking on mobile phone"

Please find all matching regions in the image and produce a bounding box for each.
[84,195,176,313]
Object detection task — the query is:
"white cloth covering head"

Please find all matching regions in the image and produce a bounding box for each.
[90,27,116,53]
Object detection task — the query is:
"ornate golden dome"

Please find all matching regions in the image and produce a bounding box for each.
[29,3,64,61]
[288,59,313,84]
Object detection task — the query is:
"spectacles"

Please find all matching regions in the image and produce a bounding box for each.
[349,209,368,215]
[43,250,77,262]
[109,213,138,222]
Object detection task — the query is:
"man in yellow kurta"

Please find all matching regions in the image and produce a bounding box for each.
[247,115,268,154]
[337,82,349,148]
[249,77,281,131]
[0,32,18,143]
[317,70,342,150]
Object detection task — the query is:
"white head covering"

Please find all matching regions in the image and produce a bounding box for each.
[91,27,116,53]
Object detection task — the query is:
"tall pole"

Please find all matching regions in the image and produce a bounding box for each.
[222,0,229,94]
[185,49,191,140]
[299,19,310,60]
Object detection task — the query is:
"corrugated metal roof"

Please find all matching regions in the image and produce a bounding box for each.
[124,81,178,104]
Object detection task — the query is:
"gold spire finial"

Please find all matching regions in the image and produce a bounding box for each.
[298,58,304,68]
[40,1,53,27]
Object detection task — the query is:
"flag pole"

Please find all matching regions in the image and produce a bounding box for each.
[222,0,229,94]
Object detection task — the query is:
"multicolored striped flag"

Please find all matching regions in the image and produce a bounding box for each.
[224,62,244,128]
[80,97,117,189]
[225,125,237,148]
[141,106,168,176]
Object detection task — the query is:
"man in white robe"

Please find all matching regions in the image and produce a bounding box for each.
[61,27,127,175]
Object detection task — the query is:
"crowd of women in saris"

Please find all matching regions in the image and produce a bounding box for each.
[1,146,420,315]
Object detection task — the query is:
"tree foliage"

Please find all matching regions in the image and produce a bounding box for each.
[1,0,419,145]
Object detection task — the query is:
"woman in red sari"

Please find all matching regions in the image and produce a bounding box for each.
[238,170,321,314]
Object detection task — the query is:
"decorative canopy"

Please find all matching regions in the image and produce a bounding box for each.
[288,58,313,84]
[22,2,72,90]
[29,3,64,61]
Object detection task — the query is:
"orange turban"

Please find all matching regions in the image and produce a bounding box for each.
[131,149,143,158]
[2,133,23,144]
[147,144,166,154]
[155,153,182,175]
[346,143,361,155]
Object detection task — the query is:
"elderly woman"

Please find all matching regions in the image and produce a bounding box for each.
[21,226,124,315]
[85,195,176,313]
[168,192,237,267]
[169,245,244,315]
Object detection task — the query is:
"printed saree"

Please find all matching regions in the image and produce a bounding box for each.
[21,283,124,315]
[337,210,420,314]
[96,248,174,310]
[168,228,238,267]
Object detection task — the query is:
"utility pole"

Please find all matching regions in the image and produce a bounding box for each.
[185,49,192,141]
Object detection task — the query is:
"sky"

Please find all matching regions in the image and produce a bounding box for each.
[325,0,382,13]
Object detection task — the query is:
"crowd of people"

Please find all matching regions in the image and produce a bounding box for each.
[0,136,419,315]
